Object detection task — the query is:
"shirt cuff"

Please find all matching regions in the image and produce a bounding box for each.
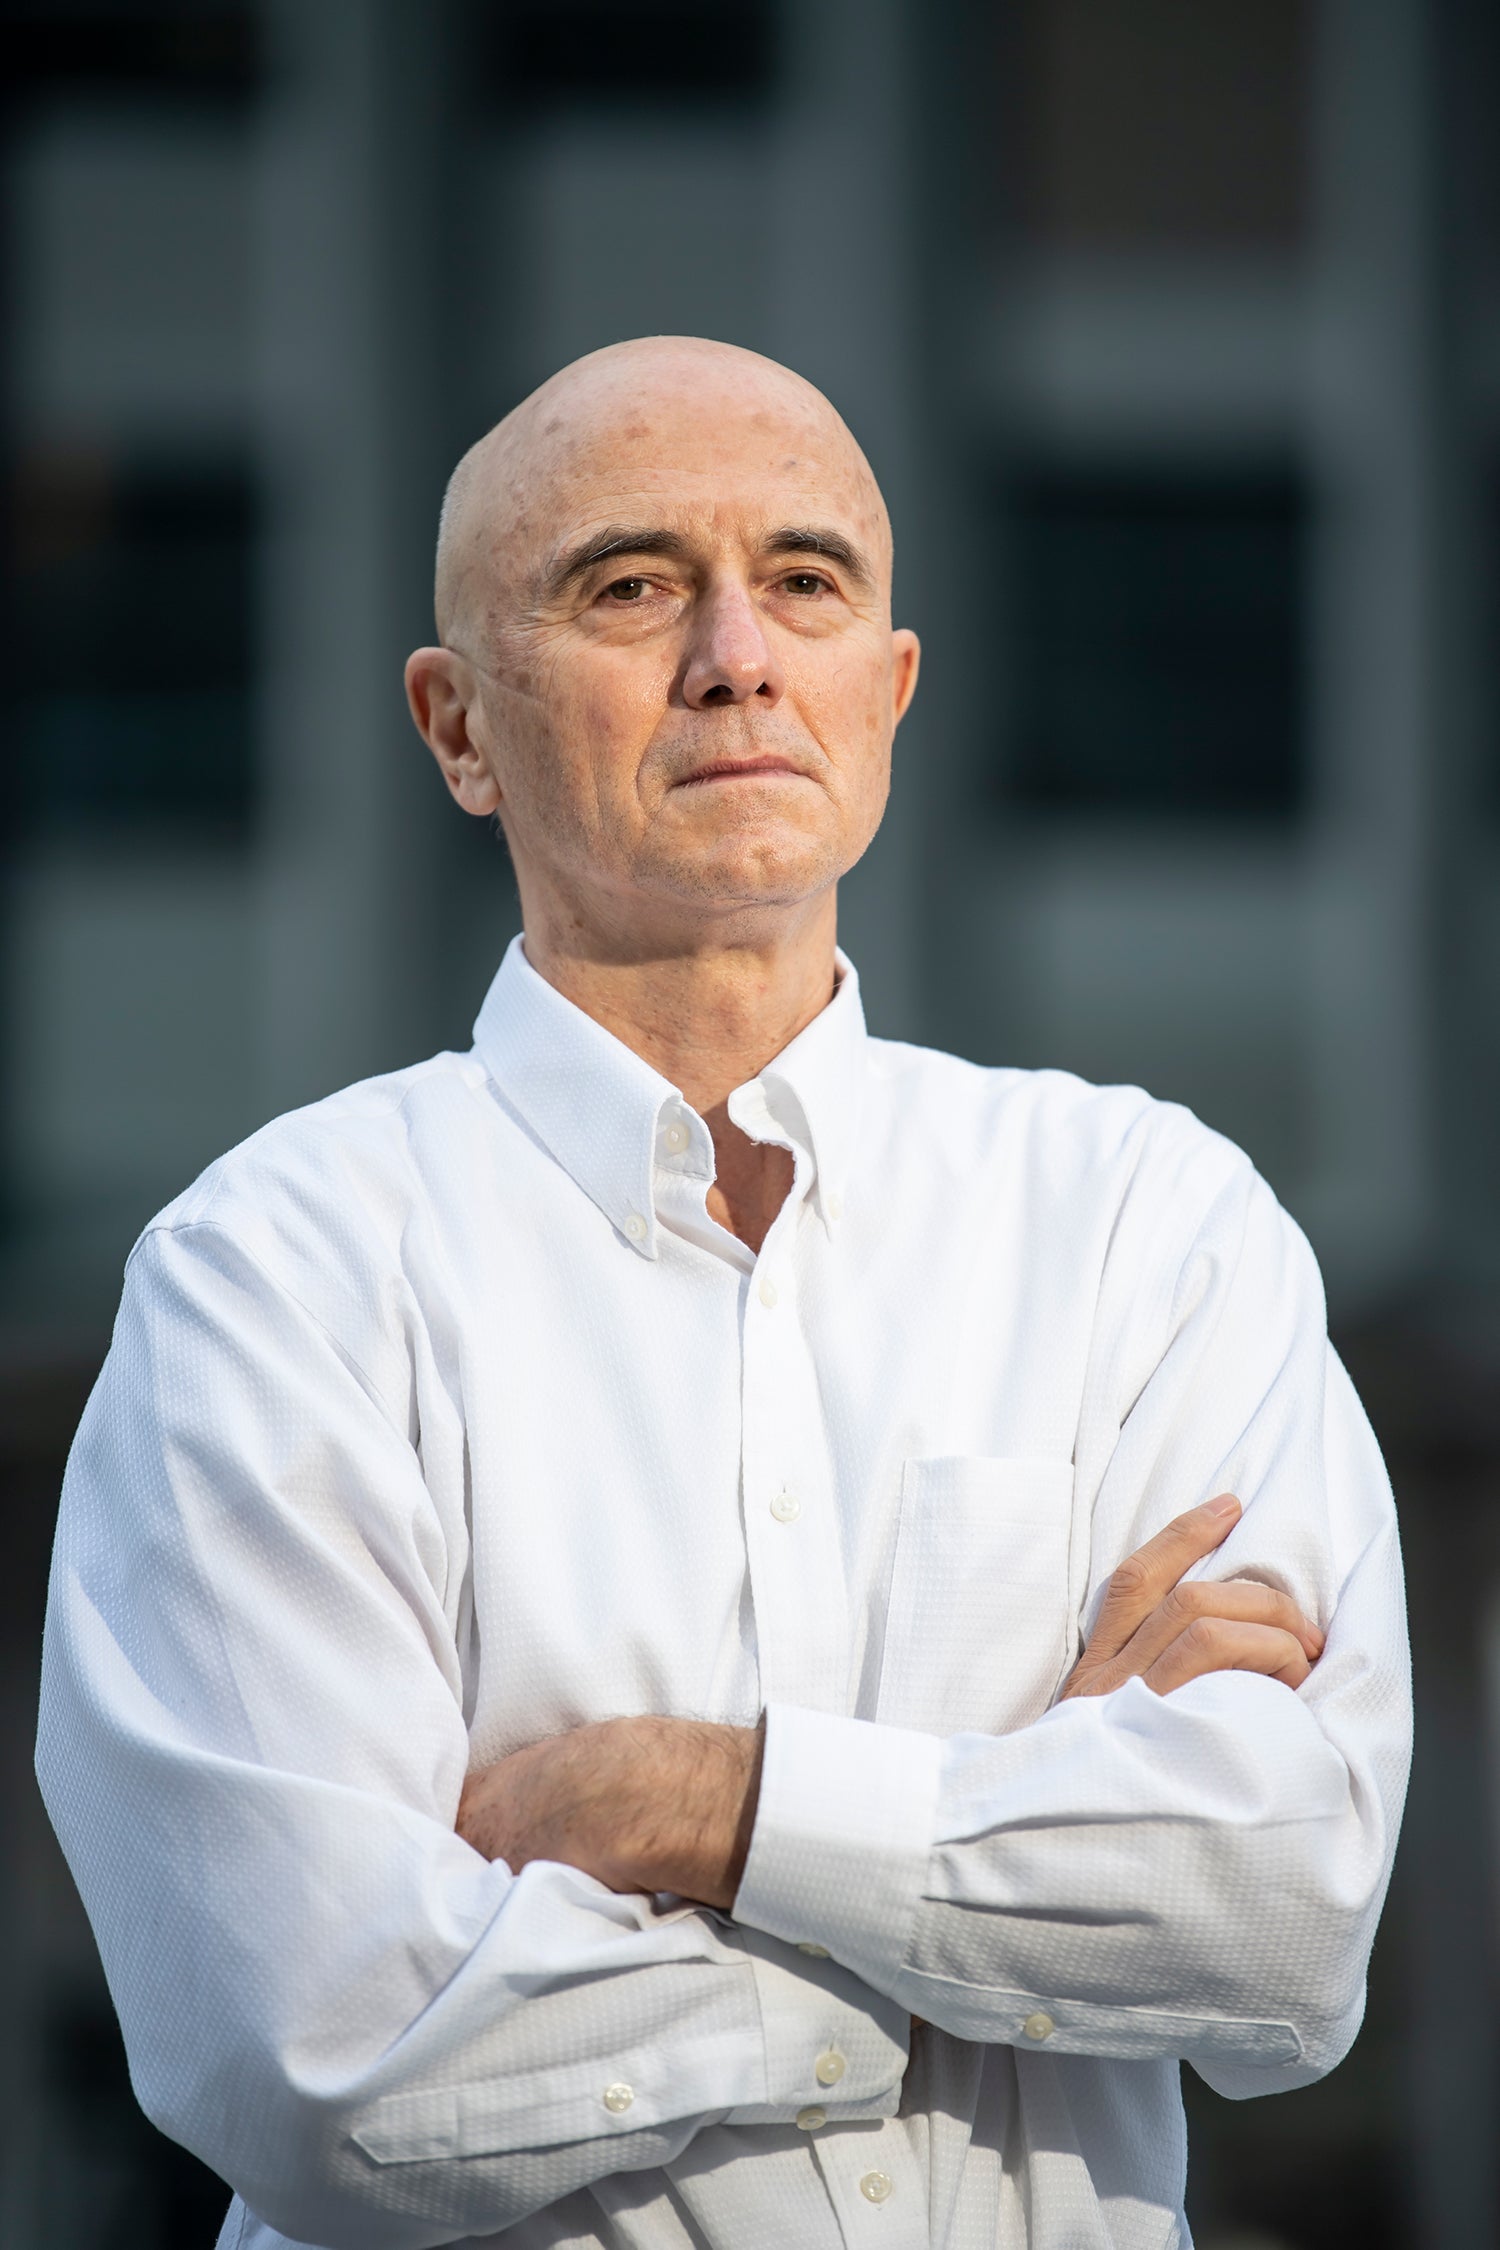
[720,1925,910,2125]
[732,1704,943,1996]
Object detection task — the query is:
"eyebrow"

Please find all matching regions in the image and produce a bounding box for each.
[541,527,691,600]
[763,525,876,590]
[540,521,877,600]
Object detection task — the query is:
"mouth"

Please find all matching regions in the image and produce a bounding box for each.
[674,755,810,788]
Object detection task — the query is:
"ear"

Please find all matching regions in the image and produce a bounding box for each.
[405,647,502,817]
[890,628,921,726]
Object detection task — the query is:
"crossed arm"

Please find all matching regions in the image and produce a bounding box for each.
[37,1179,1409,2247]
[456,1490,1326,1908]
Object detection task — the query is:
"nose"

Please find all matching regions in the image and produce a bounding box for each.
[680,581,785,709]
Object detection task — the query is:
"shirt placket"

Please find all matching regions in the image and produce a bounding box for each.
[808,2118,931,2250]
[740,1171,849,1717]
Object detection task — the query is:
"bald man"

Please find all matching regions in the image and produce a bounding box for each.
[39,339,1409,2250]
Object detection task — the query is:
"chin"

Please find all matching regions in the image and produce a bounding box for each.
[651,832,844,910]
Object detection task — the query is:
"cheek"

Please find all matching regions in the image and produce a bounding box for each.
[575,654,671,759]
[497,651,668,836]
[797,644,895,767]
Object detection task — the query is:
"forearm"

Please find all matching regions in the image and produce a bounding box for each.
[452,1598,1395,2091]
[457,1713,765,1910]
[735,1656,1407,2089]
[40,1676,904,2248]
[38,1230,900,2248]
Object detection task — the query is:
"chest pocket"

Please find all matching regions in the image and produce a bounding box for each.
[875,1456,1075,1737]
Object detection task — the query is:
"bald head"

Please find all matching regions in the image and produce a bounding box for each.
[433,336,890,653]
[406,335,920,954]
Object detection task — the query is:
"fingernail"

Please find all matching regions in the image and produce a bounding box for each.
[1202,1493,1241,1518]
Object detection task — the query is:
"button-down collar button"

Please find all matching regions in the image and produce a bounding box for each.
[1022,2010,1056,2042]
[769,1489,802,1522]
[795,2105,827,2131]
[796,1941,830,1957]
[826,1190,843,1223]
[860,2171,894,2203]
[814,2049,846,2086]
[623,1212,648,1243]
[662,1120,689,1154]
[757,1274,779,1308]
[602,2081,635,2112]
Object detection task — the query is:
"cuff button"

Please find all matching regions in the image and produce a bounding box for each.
[1021,2011,1056,2042]
[602,2081,635,2113]
[814,2049,846,2086]
[796,2105,827,2131]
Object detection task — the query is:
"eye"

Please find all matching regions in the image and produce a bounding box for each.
[780,570,831,597]
[603,576,650,602]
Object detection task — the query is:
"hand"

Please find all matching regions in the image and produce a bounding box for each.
[1059,1493,1324,1701]
[457,1714,764,1909]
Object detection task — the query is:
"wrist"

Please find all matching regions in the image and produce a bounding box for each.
[625,1716,764,1908]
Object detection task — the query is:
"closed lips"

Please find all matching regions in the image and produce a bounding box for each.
[676,758,807,784]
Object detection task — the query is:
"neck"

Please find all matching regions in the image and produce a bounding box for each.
[519,893,839,1256]
[519,895,840,1117]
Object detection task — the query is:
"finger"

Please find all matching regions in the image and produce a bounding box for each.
[1106,1577,1324,1680]
[1202,1578,1323,1661]
[1144,1618,1311,1696]
[1086,1494,1243,1663]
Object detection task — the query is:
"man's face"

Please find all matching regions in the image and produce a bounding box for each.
[415,352,919,940]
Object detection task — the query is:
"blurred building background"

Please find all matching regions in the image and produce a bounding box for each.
[2,0,1498,2243]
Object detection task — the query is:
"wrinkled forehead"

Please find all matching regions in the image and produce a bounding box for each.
[438,354,893,644]
[504,382,888,571]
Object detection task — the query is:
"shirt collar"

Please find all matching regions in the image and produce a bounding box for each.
[737,954,865,1235]
[471,936,867,1257]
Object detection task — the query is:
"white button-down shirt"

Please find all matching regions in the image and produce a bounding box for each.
[37,939,1411,2250]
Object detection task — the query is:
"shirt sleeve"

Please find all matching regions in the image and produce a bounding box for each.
[35,1220,908,2250]
[735,1142,1412,2098]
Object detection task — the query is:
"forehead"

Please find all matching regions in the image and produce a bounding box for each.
[518,386,881,539]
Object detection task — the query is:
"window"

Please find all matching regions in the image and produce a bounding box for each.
[1001,465,1307,820]
[7,453,257,844]
[485,0,775,106]
[1007,0,1310,252]
[3,4,259,109]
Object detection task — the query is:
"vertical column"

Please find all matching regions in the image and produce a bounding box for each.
[1303,0,1448,1294]
[1426,0,1500,1288]
[252,0,458,1114]
[1309,9,1497,2238]
[762,0,927,1040]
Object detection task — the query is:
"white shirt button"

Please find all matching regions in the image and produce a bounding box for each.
[795,2104,827,2131]
[757,1274,779,1308]
[769,1489,801,1522]
[826,1190,843,1222]
[796,1941,830,1957]
[662,1120,689,1153]
[814,2049,846,2086]
[602,2081,635,2112]
[860,2171,894,2203]
[623,1213,648,1243]
[1022,2010,1056,2042]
